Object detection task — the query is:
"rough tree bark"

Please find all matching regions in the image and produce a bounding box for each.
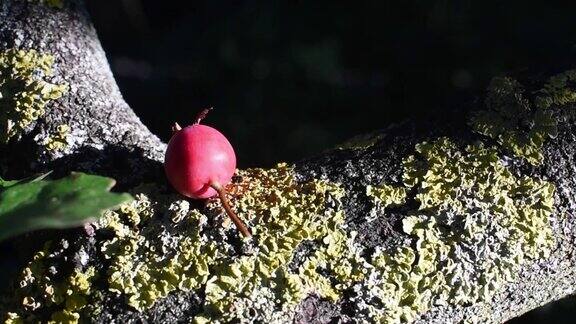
[1,1,575,323]
[0,0,165,184]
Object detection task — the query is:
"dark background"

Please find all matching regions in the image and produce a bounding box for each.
[87,1,576,322]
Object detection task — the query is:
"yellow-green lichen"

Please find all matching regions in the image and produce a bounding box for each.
[366,184,407,208]
[93,165,357,322]
[0,49,68,143]
[98,193,217,311]
[3,242,97,323]
[469,77,557,165]
[351,137,555,323]
[200,163,361,322]
[335,132,383,150]
[535,69,576,109]
[48,310,80,324]
[3,313,22,324]
[45,124,69,151]
[401,138,552,319]
[3,163,354,322]
[403,138,555,260]
[29,0,64,8]
[2,140,557,323]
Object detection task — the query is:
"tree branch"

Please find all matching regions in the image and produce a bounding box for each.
[0,0,165,185]
[1,1,575,323]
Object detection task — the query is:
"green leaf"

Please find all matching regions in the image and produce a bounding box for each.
[0,177,20,189]
[0,171,52,189]
[0,172,132,241]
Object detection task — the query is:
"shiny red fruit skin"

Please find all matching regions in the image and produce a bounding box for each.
[164,124,236,199]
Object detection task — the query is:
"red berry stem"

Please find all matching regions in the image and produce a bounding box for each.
[194,107,214,125]
[210,181,252,237]
[172,122,182,133]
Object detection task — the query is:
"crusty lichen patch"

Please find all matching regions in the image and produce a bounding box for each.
[1,147,557,323]
[1,164,358,323]
[2,148,557,323]
[535,69,576,109]
[403,138,555,289]
[366,183,406,208]
[0,136,557,323]
[469,77,557,165]
[2,241,97,323]
[0,49,68,143]
[3,312,21,324]
[335,132,383,150]
[356,138,555,322]
[44,124,69,151]
[200,163,358,322]
[30,0,64,9]
[470,69,576,165]
[1,190,221,322]
[99,193,218,312]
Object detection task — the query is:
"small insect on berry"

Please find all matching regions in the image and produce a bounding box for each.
[164,108,251,237]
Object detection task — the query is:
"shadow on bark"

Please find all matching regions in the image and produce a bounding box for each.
[0,144,166,296]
